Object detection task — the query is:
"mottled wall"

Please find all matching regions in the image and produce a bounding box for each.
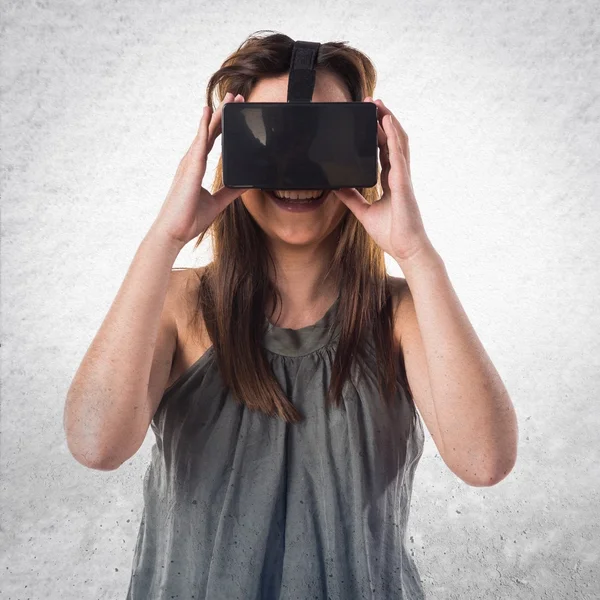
[1,0,598,598]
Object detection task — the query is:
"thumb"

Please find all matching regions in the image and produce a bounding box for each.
[213,186,250,210]
[333,187,370,220]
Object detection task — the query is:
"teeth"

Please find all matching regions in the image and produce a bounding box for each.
[272,190,323,200]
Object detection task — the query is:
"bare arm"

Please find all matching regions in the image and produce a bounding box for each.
[64,91,247,471]
[63,225,185,470]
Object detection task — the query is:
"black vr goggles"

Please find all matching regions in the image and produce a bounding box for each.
[221,40,379,192]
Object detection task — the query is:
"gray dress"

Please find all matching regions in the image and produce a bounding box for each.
[126,295,426,599]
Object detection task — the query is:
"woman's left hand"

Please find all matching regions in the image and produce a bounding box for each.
[333,98,432,262]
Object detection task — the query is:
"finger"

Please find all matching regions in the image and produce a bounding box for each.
[377,121,389,165]
[191,92,242,163]
[206,92,238,153]
[374,100,402,147]
[381,114,410,185]
[177,105,211,176]
[208,92,244,151]
[206,92,230,124]
[195,105,211,166]
[374,99,410,172]
[186,103,215,168]
[376,119,387,149]
[206,92,232,140]
[197,104,210,133]
[363,97,391,193]
[363,97,386,146]
[374,99,408,141]
[374,119,392,195]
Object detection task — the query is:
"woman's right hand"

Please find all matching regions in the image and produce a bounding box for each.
[151,91,250,246]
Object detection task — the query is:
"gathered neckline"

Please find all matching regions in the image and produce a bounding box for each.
[265,295,341,331]
[263,295,341,357]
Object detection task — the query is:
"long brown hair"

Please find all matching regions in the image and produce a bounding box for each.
[189,30,413,423]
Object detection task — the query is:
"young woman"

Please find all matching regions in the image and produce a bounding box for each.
[64,31,518,600]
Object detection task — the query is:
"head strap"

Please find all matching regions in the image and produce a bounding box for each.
[287,40,321,103]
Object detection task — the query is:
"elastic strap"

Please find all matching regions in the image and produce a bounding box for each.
[287,40,321,103]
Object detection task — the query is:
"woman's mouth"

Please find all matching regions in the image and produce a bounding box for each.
[263,189,330,212]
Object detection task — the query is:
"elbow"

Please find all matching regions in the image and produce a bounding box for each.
[64,424,125,471]
[455,422,519,487]
[465,456,517,488]
[63,397,131,472]
[486,456,517,487]
[450,451,517,487]
[66,441,124,471]
[485,434,519,486]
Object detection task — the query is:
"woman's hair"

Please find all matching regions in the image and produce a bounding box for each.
[189,30,414,423]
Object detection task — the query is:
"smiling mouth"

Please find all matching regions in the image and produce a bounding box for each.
[264,190,325,200]
[263,190,326,201]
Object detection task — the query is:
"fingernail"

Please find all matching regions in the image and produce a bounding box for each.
[234,94,242,100]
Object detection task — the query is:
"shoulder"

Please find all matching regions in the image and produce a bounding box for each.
[168,266,209,341]
[387,274,409,301]
[169,266,205,302]
[387,275,410,347]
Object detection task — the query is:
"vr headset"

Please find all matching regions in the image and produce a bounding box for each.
[221,40,378,192]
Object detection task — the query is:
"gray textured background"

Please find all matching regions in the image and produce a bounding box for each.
[1,0,599,598]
